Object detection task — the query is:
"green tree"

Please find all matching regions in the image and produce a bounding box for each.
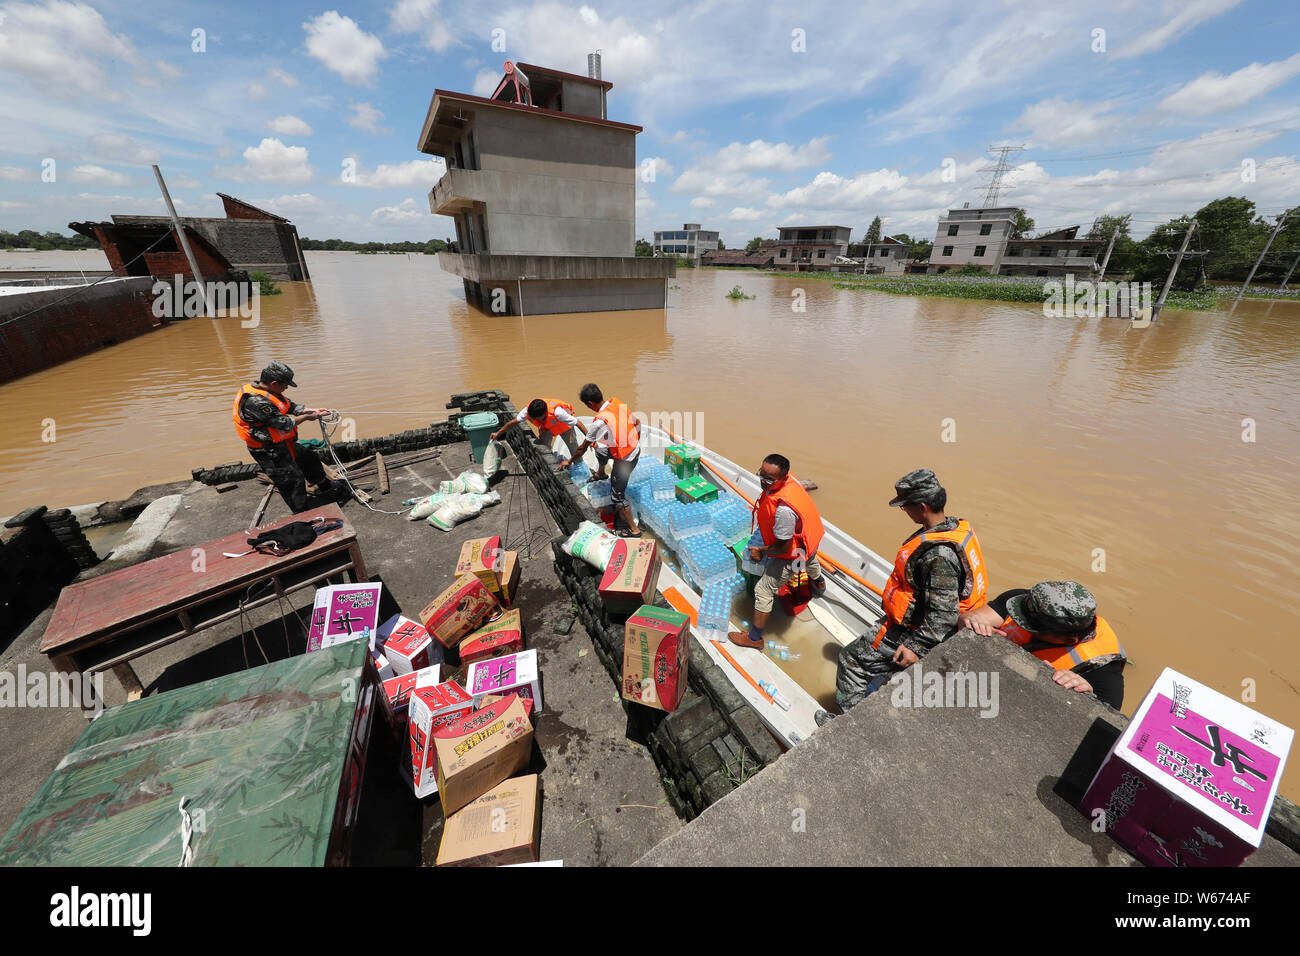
[1135,216,1200,291]
[716,239,726,250]
[635,238,653,257]
[895,233,932,261]
[1010,209,1035,240]
[863,216,882,244]
[1086,214,1142,275]
[744,236,763,254]
[1192,196,1271,281]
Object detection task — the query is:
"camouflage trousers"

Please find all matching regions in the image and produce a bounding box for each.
[835,623,909,712]
[249,442,328,514]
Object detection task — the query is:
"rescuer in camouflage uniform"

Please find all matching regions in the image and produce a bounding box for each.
[819,469,966,723]
[235,362,342,513]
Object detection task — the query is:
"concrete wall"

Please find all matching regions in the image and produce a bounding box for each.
[189,220,308,281]
[930,217,1014,271]
[560,78,604,118]
[0,277,163,383]
[437,108,637,256]
[468,276,667,315]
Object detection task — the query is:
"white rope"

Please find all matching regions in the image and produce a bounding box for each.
[316,410,408,515]
[178,797,194,867]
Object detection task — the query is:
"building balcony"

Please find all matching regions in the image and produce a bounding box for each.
[429,168,485,215]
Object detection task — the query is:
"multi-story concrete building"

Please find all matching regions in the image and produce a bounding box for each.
[653,223,720,259]
[417,59,673,315]
[769,225,852,271]
[926,206,1100,275]
[859,235,910,273]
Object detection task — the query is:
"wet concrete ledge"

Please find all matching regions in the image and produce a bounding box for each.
[636,631,1299,867]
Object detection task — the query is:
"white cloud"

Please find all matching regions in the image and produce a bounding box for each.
[69,164,132,186]
[87,132,160,165]
[268,115,314,137]
[471,68,500,97]
[346,102,386,134]
[1114,0,1243,59]
[671,138,831,199]
[1010,97,1128,149]
[766,169,908,210]
[303,11,387,85]
[369,197,423,223]
[218,138,313,184]
[726,207,765,221]
[350,158,445,188]
[1160,53,1300,117]
[640,156,674,181]
[689,197,717,209]
[0,165,36,181]
[493,2,657,85]
[269,67,299,87]
[669,130,690,143]
[248,81,267,100]
[156,60,183,80]
[388,0,456,52]
[0,0,139,100]
[258,193,325,214]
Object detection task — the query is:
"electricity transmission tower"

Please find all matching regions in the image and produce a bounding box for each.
[979,145,1025,206]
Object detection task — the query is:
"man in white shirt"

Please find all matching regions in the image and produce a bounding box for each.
[557,383,642,537]
[492,397,587,458]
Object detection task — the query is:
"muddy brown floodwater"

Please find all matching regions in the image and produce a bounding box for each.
[4,251,1299,797]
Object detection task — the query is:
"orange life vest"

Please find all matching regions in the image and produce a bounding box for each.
[1000,614,1126,671]
[872,518,987,649]
[533,398,575,437]
[233,383,298,450]
[593,398,639,459]
[753,476,825,561]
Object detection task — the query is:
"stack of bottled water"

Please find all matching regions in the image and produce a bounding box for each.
[697,581,734,634]
[710,499,751,544]
[568,460,591,485]
[740,529,768,575]
[680,535,736,590]
[666,502,712,542]
[584,479,612,509]
[650,472,677,501]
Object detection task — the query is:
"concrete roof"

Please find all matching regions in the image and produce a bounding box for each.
[418,89,641,155]
[516,62,613,90]
[638,630,1300,867]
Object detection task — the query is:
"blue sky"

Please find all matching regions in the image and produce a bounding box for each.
[1,0,1298,244]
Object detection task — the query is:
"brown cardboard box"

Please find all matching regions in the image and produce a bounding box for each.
[456,536,505,594]
[598,538,660,615]
[436,773,541,867]
[458,608,525,666]
[499,550,522,606]
[622,605,690,712]
[433,693,534,817]
[420,574,500,647]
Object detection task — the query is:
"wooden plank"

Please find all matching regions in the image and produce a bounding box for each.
[249,486,274,529]
[40,505,354,654]
[375,453,389,494]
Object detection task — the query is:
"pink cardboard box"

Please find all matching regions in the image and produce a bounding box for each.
[306,583,384,652]
[377,613,435,675]
[464,649,543,715]
[1080,667,1293,866]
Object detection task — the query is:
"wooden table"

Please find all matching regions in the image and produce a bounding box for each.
[41,504,368,704]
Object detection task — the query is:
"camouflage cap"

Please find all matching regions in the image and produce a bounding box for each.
[260,361,297,387]
[1007,581,1097,639]
[888,468,943,507]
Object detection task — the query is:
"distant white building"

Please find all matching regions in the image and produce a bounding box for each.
[654,223,721,259]
[859,235,910,273]
[927,205,1100,275]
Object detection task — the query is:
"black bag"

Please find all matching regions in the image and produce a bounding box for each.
[245,517,342,555]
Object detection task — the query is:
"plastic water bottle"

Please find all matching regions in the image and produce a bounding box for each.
[758,679,791,711]
[740,530,767,576]
[765,640,801,661]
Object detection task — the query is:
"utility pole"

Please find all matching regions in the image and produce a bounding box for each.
[1281,249,1300,291]
[1096,227,1119,281]
[153,164,211,317]
[1153,219,1196,322]
[1234,213,1290,307]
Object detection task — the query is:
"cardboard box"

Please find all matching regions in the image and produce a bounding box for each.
[381,663,442,728]
[1079,667,1293,866]
[436,774,541,867]
[369,645,395,681]
[459,609,525,666]
[675,476,718,504]
[408,680,474,799]
[622,605,690,712]
[465,648,543,714]
[376,613,435,675]
[664,443,700,479]
[419,574,500,647]
[456,536,506,594]
[433,693,534,816]
[498,550,522,606]
[305,583,384,652]
[599,538,661,615]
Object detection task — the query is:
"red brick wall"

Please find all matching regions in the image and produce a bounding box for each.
[143,245,230,280]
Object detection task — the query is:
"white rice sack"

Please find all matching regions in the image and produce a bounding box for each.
[560,519,619,570]
[407,492,451,520]
[426,494,485,532]
[482,440,507,477]
[438,475,469,495]
[461,471,489,494]
[464,491,502,509]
